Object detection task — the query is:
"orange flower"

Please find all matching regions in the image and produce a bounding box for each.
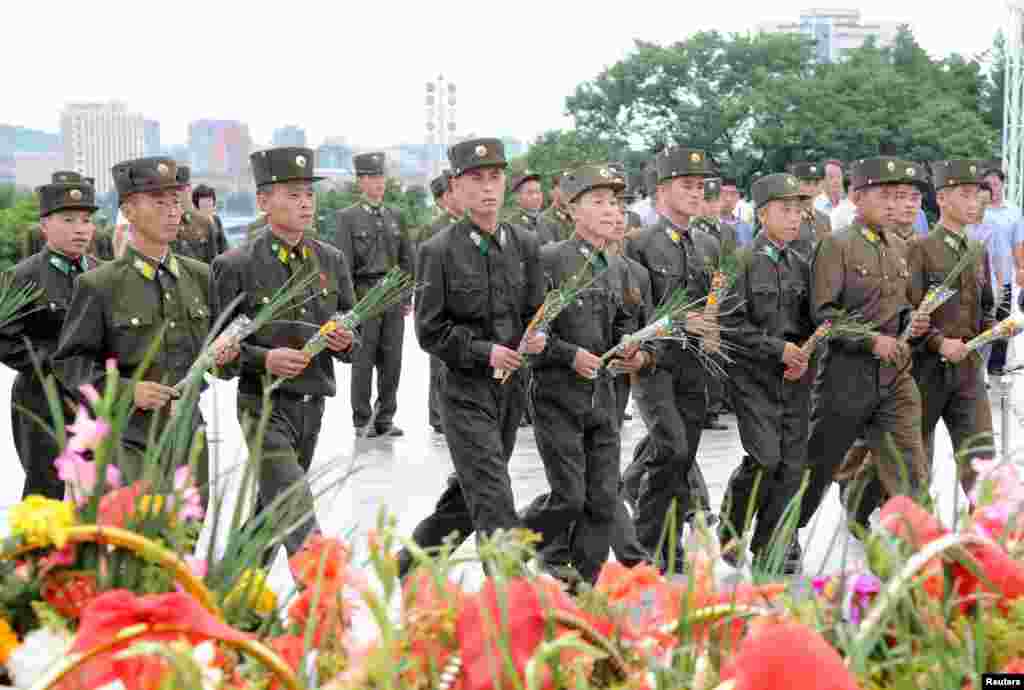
[720,621,860,690]
[879,496,947,549]
[269,636,305,690]
[97,480,151,528]
[288,586,349,647]
[289,534,352,593]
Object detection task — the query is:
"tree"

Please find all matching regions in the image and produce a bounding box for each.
[0,193,39,271]
[315,179,429,244]
[983,31,1007,136]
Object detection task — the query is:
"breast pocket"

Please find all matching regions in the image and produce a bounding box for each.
[845,260,878,295]
[780,279,807,318]
[111,311,156,364]
[649,263,684,302]
[449,275,488,317]
[749,281,780,324]
[187,302,210,338]
[352,230,374,265]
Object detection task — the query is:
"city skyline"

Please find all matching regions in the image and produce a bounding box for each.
[0,2,1005,149]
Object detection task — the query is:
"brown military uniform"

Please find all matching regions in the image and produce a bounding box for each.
[171,209,229,264]
[908,222,995,494]
[793,207,832,260]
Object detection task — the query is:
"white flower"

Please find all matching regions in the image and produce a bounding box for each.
[8,628,72,689]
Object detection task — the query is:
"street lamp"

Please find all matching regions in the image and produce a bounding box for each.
[425,74,457,183]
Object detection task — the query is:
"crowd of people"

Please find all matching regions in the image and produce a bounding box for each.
[1,138,1020,589]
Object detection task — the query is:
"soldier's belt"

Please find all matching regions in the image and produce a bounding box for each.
[355,273,387,283]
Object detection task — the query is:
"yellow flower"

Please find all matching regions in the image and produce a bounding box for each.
[137,494,172,524]
[225,568,277,616]
[8,495,75,549]
[318,321,338,337]
[0,618,18,663]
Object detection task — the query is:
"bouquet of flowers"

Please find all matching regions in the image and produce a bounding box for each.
[599,287,705,370]
[901,239,985,341]
[701,247,740,355]
[964,315,1024,354]
[498,255,603,383]
[172,269,322,394]
[267,267,416,391]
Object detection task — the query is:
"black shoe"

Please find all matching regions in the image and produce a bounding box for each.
[354,425,370,438]
[369,424,404,438]
[782,540,803,575]
[703,417,729,431]
[623,412,633,421]
[520,419,532,427]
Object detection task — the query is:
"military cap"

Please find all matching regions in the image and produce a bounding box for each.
[560,163,626,203]
[704,178,722,200]
[354,152,387,176]
[178,165,191,185]
[849,156,925,192]
[37,181,98,217]
[655,147,716,184]
[51,170,85,184]
[788,161,825,181]
[931,159,983,191]
[430,171,451,199]
[112,156,189,199]
[751,173,810,209]
[250,147,323,187]
[511,170,541,193]
[448,137,507,177]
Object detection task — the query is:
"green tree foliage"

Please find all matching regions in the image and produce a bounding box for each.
[315,179,430,245]
[565,27,1000,189]
[0,191,39,271]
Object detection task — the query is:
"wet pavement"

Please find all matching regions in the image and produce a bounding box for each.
[0,315,1022,600]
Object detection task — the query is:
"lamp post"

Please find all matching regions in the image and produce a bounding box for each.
[425,74,457,184]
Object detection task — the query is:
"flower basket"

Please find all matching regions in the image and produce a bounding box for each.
[28,623,301,690]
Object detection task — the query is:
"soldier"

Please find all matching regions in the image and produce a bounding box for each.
[170,168,230,264]
[503,171,544,233]
[54,157,238,497]
[788,162,833,259]
[907,159,995,496]
[211,146,356,556]
[335,152,414,438]
[798,157,932,532]
[692,177,735,431]
[719,173,815,573]
[625,146,720,569]
[520,165,650,584]
[422,171,461,434]
[20,172,114,262]
[397,137,546,576]
[537,172,574,244]
[0,179,101,499]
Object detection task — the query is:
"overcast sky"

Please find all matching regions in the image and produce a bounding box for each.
[1,1,1007,148]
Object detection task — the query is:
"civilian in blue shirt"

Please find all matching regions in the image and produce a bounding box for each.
[982,167,1021,374]
[719,176,755,246]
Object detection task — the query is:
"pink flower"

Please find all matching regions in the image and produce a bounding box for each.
[176,555,209,593]
[78,384,100,405]
[971,458,1024,506]
[55,452,121,505]
[172,466,204,522]
[67,405,111,454]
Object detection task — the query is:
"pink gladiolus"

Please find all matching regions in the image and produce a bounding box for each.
[78,384,100,405]
[67,405,111,454]
[173,466,204,522]
[55,452,121,505]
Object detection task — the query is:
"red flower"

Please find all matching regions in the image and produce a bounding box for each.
[97,480,150,528]
[288,586,348,647]
[953,542,1024,614]
[288,534,351,593]
[1003,658,1024,674]
[456,577,599,690]
[719,621,860,690]
[269,636,305,690]
[41,570,97,619]
[61,589,251,690]
[879,496,948,548]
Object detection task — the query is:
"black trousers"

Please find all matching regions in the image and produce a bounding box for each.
[630,349,707,568]
[12,371,63,500]
[521,376,620,583]
[238,392,324,556]
[397,367,524,576]
[989,284,1012,373]
[351,307,404,428]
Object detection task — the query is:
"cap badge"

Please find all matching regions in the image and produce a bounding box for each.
[157,162,170,178]
[969,164,978,175]
[69,189,83,201]
[690,152,702,163]
[296,155,307,168]
[886,161,896,173]
[599,168,610,178]
[810,165,817,174]
[475,144,488,158]
[907,167,916,176]
[786,177,796,187]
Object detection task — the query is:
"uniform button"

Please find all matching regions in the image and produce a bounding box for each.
[169,321,176,328]
[165,293,173,300]
[130,317,140,326]
[300,307,307,314]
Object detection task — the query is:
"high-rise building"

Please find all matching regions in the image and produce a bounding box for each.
[60,102,146,195]
[187,120,252,176]
[144,120,161,155]
[757,8,900,63]
[272,125,306,148]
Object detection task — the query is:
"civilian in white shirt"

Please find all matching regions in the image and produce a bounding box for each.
[814,159,846,216]
[984,167,1023,374]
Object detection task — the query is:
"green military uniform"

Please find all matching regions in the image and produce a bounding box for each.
[53,157,211,491]
[626,147,720,568]
[246,215,269,242]
[1,180,101,499]
[502,171,544,233]
[720,174,815,572]
[788,162,832,259]
[169,167,230,264]
[536,173,574,245]
[334,152,414,437]
[518,165,645,582]
[20,172,114,262]
[211,146,358,556]
[798,157,930,531]
[423,171,457,432]
[908,159,994,495]
[397,138,546,578]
